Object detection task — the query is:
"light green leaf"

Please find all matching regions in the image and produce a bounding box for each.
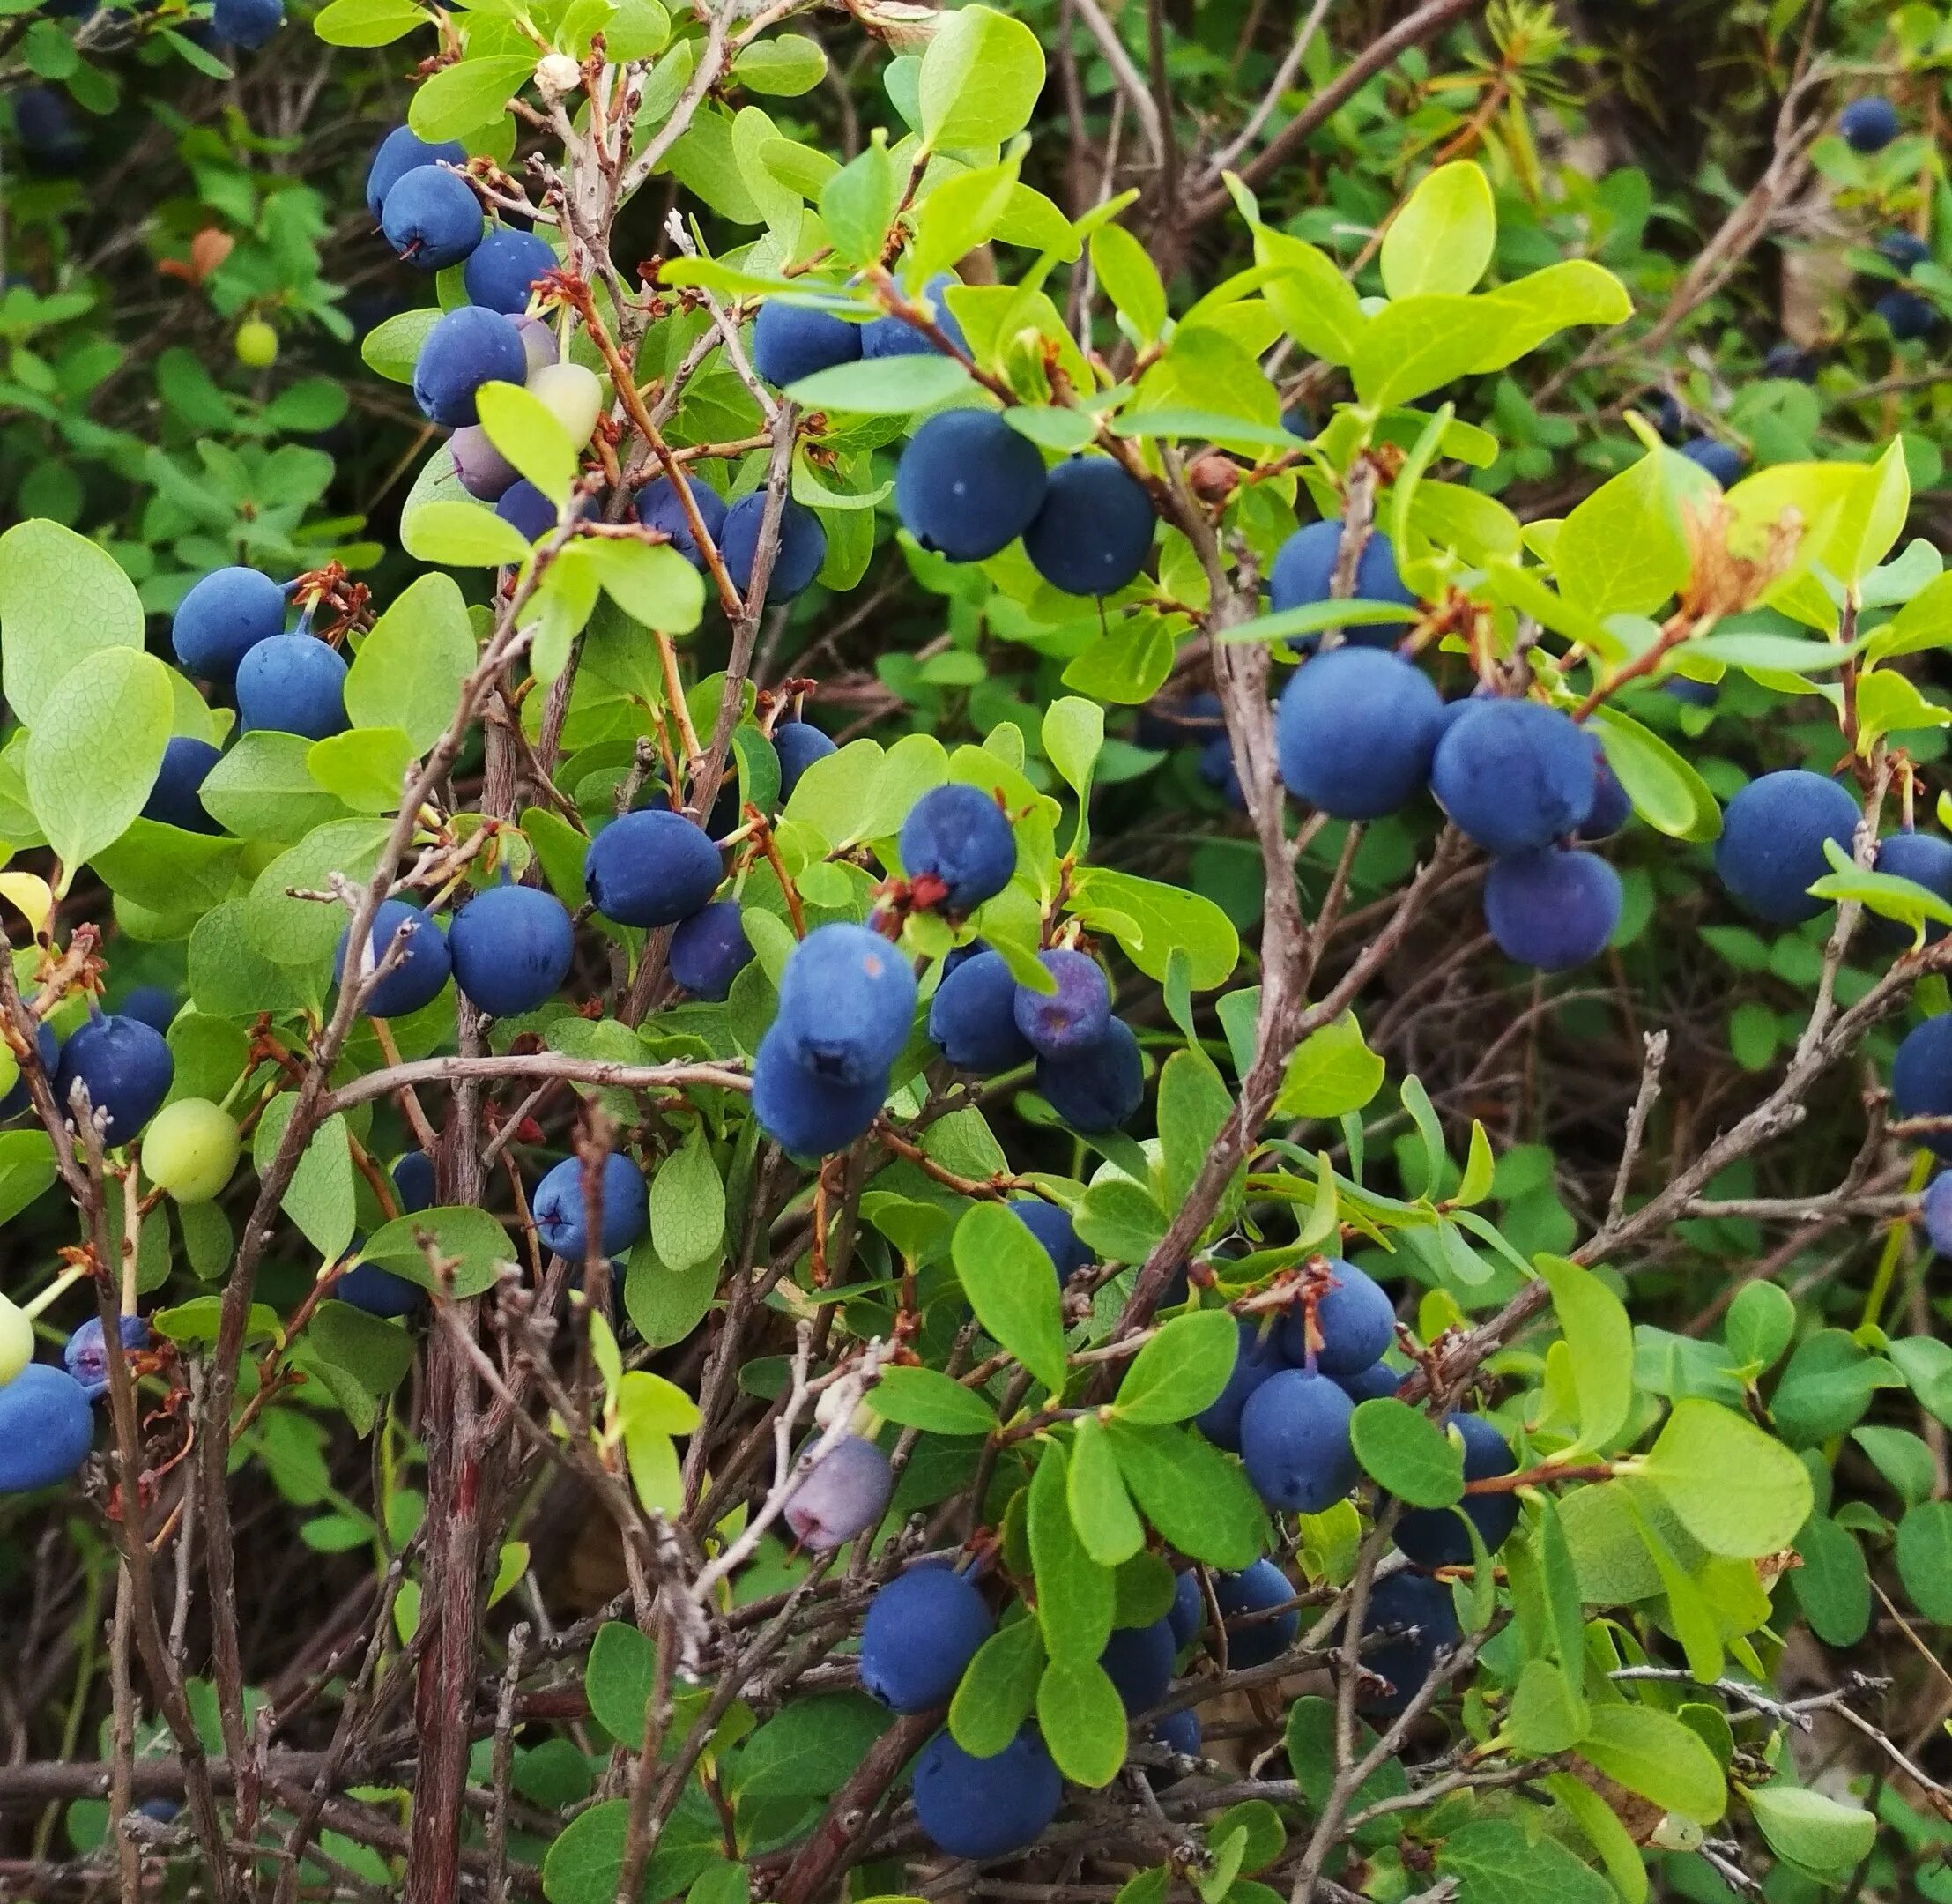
[361,1205,519,1299]
[1068,1414,1145,1566]
[1536,1254,1633,1454]
[402,499,534,568]
[1379,161,1495,299]
[1115,1310,1242,1426]
[1588,706,1722,844]
[649,1126,723,1272]
[731,33,827,97]
[1635,1399,1813,1558]
[306,728,417,814]
[1747,1783,1876,1876]
[1036,1656,1126,1786]
[785,353,975,415]
[345,571,478,754]
[476,380,578,509]
[1276,1013,1384,1119]
[26,647,172,884]
[1349,1399,1466,1507]
[953,1200,1067,1394]
[313,0,426,45]
[409,54,535,140]
[873,1365,998,1437]
[1068,866,1238,990]
[1103,1419,1266,1569]
[1028,1441,1115,1662]
[949,1615,1045,1756]
[1555,450,1689,619]
[1091,222,1168,342]
[917,3,1045,150]
[0,518,146,725]
[252,1098,358,1263]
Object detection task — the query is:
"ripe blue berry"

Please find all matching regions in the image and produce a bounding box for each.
[669,901,753,1001]
[1100,1617,1176,1713]
[367,125,466,221]
[1013,948,1110,1060]
[751,299,862,387]
[775,720,837,799]
[1355,1569,1459,1716]
[1870,831,1952,948]
[1839,96,1901,153]
[751,1024,887,1155]
[1878,232,1931,274]
[1021,457,1157,598]
[55,1014,174,1144]
[464,227,556,314]
[121,988,177,1035]
[635,472,727,569]
[172,566,286,681]
[63,1314,150,1401]
[861,272,969,359]
[496,480,595,544]
[1338,1361,1400,1404]
[1212,1559,1298,1668]
[1268,519,1417,645]
[1199,734,1243,808]
[449,881,575,1017]
[1,1024,57,1119]
[394,1150,436,1213]
[720,494,827,599]
[911,1726,1063,1862]
[1036,1017,1144,1133]
[1578,733,1631,840]
[1429,700,1595,852]
[895,409,1048,562]
[235,636,349,741]
[902,783,1016,911]
[583,808,724,927]
[776,923,917,1085]
[1893,1014,1952,1158]
[1167,1570,1204,1647]
[335,1253,424,1319]
[931,949,1034,1074]
[212,0,282,48]
[412,306,525,427]
[1194,1318,1286,1452]
[1010,1196,1089,1282]
[0,1365,95,1492]
[142,737,224,836]
[1763,342,1819,383]
[1714,770,1859,926]
[783,1433,892,1549]
[1277,1261,1396,1378]
[381,164,483,271]
[1276,646,1444,820]
[1924,1172,1952,1255]
[337,900,450,1019]
[531,1152,649,1261]
[1679,437,1746,486]
[858,1563,994,1711]
[1150,1707,1201,1772]
[1392,1414,1519,1567]
[1240,1366,1358,1514]
[1483,848,1623,971]
[13,86,85,166]
[1876,290,1938,342]
[1666,675,1718,709]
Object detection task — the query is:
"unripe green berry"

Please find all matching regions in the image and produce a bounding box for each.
[143,1097,241,1203]
[527,361,604,445]
[236,318,279,368]
[0,1293,30,1387]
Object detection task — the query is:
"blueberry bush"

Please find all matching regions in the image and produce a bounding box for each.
[5,4,1952,1903]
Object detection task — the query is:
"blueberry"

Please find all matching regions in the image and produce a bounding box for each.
[910,1725,1063,1862]
[1871,831,1952,948]
[861,272,969,359]
[668,901,753,1001]
[1893,1014,1952,1158]
[635,472,728,569]
[212,0,281,47]
[171,567,286,681]
[1167,1569,1204,1647]
[464,227,556,315]
[1429,700,1595,852]
[931,949,1034,1074]
[1276,646,1445,821]
[751,1024,887,1155]
[1840,96,1901,154]
[1665,675,1718,710]
[1577,733,1631,840]
[1678,437,1746,486]
[141,737,224,836]
[1268,519,1418,646]
[449,425,521,502]
[1021,457,1157,598]
[1035,1018,1143,1133]
[583,808,724,927]
[515,315,559,376]
[1392,1415,1519,1567]
[62,1314,151,1400]
[393,1149,436,1213]
[366,125,466,222]
[721,494,827,599]
[54,1015,174,1144]
[1009,1196,1089,1282]
[776,922,917,1085]
[1355,1570,1459,1716]
[1211,1559,1298,1668]
[336,900,450,1018]
[1,1024,57,1119]
[1149,1706,1201,1772]
[751,299,862,387]
[1278,1261,1396,1378]
[902,784,1016,911]
[783,1432,892,1550]
[13,86,85,167]
[1338,1361,1401,1403]
[120,987,178,1035]
[1762,342,1819,383]
[1483,848,1623,971]
[335,1261,424,1318]
[1101,1617,1176,1713]
[449,880,575,1017]
[0,1365,95,1492]
[382,165,482,272]
[1239,1366,1358,1514]
[1193,1317,1286,1452]
[1714,770,1859,926]
[1135,691,1222,750]
[895,409,1048,562]
[1876,290,1939,342]
[412,306,526,427]
[497,480,594,544]
[1877,232,1932,275]
[775,720,837,799]
[235,636,349,741]
[1924,1172,1952,1254]
[1641,390,1686,445]
[1013,948,1110,1060]
[531,1151,649,1261]
[858,1563,994,1711]
[1199,734,1244,808]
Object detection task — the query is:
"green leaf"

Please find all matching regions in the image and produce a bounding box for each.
[1042,696,1104,808]
[1253,227,1366,366]
[728,1694,890,1803]
[1350,294,1517,409]
[1536,1254,1633,1454]
[1578,1701,1726,1823]
[1073,1175,1167,1263]
[251,1099,358,1263]
[1436,1818,1614,1904]
[1090,223,1168,342]
[362,307,441,386]
[308,1301,415,1396]
[200,731,351,841]
[361,1205,518,1299]
[1068,1415,1145,1566]
[313,0,426,45]
[402,500,534,568]
[1157,1048,1232,1216]
[476,380,578,509]
[1115,1310,1241,1425]
[307,727,417,814]
[1588,706,1722,844]
[1724,1280,1795,1372]
[1507,1657,1588,1754]
[1555,449,1689,619]
[26,647,172,883]
[0,519,145,726]
[1068,866,1239,990]
[1792,1514,1870,1645]
[872,1365,998,1437]
[649,1127,724,1272]
[785,353,975,414]
[731,33,827,97]
[953,1200,1067,1394]
[344,572,477,754]
[820,142,902,267]
[410,54,535,140]
[1635,1399,1812,1558]
[585,1622,657,1749]
[1036,1656,1126,1787]
[1379,161,1495,299]
[1103,1419,1266,1569]
[917,4,1045,149]
[949,1615,1045,1756]
[0,1129,56,1227]
[1895,1499,1952,1622]
[1028,1441,1115,1663]
[1746,1783,1877,1876]
[1275,1013,1384,1119]
[540,1790,719,1904]
[1349,1399,1465,1507]
[587,539,708,635]
[1545,1773,1647,1904]
[244,818,392,968]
